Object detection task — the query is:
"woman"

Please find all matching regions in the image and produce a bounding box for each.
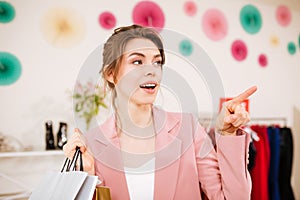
[63,24,256,200]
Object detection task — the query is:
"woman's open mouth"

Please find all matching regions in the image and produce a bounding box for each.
[139,82,158,94]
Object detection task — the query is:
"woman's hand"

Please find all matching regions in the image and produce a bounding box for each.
[63,128,95,175]
[215,86,257,136]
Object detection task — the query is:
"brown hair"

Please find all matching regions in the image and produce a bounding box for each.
[100,24,165,90]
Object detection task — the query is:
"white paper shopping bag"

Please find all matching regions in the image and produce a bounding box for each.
[29,171,88,200]
[29,147,97,200]
[75,175,98,200]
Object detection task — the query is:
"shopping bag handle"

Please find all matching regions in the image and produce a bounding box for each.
[61,146,84,172]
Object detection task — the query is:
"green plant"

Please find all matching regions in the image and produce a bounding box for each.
[73,81,107,130]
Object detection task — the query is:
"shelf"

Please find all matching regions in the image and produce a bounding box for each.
[0,150,65,158]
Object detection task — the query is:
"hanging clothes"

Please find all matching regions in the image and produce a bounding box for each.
[249,125,270,200]
[279,127,295,200]
[244,126,258,171]
[267,126,281,200]
[247,141,256,171]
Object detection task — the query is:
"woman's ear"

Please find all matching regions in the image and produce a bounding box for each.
[103,65,115,84]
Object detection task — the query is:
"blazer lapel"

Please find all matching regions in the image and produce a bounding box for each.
[153,107,182,199]
[92,116,131,199]
[92,114,123,169]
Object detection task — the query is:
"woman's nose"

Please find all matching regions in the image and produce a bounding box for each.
[145,71,155,76]
[143,65,156,77]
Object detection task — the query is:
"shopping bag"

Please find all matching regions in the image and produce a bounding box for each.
[29,147,98,200]
[75,174,98,199]
[94,186,111,200]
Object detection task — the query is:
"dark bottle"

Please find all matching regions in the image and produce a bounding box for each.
[57,122,68,149]
[45,120,55,150]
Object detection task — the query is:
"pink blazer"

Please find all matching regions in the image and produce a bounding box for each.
[85,107,251,200]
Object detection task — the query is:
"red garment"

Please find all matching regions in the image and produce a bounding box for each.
[250,125,270,200]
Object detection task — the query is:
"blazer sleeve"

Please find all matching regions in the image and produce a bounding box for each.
[194,123,252,200]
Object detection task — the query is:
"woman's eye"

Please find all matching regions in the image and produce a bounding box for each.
[153,60,162,66]
[132,60,142,65]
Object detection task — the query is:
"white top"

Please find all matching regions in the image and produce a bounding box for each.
[124,158,155,200]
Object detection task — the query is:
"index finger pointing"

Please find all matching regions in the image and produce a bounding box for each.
[232,86,258,103]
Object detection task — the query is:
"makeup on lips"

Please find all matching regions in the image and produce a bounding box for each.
[139,81,158,94]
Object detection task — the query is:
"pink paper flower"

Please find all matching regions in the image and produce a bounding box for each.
[276,5,291,27]
[202,8,228,41]
[132,1,165,30]
[184,1,197,16]
[231,40,248,61]
[258,54,268,67]
[99,11,116,30]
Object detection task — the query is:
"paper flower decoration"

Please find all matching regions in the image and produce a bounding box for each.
[231,40,248,61]
[0,1,15,23]
[258,54,268,67]
[179,39,193,56]
[132,1,165,30]
[98,11,116,30]
[276,5,291,27]
[298,33,300,48]
[40,7,85,48]
[0,52,22,86]
[287,42,296,55]
[202,8,228,41]
[270,34,280,47]
[184,1,197,16]
[240,4,262,34]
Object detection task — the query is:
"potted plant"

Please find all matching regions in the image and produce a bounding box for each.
[72,81,107,130]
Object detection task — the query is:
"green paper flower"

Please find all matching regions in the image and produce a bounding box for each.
[0,1,15,23]
[298,34,300,48]
[287,42,296,55]
[240,4,262,34]
[0,52,22,85]
[179,40,193,56]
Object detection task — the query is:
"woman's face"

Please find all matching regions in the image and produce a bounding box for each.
[113,38,163,106]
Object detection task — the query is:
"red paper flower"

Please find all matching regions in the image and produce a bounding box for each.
[258,54,268,67]
[132,1,165,30]
[231,40,248,61]
[184,1,197,16]
[276,5,291,27]
[99,11,116,30]
[202,8,228,41]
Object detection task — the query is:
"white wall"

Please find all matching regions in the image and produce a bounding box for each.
[1,0,299,198]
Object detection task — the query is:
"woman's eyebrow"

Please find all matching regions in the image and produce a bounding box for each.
[127,52,161,59]
[128,52,145,58]
[153,54,162,59]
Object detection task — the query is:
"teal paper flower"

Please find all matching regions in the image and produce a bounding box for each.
[0,52,22,86]
[287,42,296,55]
[298,34,300,48]
[179,40,193,56]
[0,1,15,23]
[240,4,262,34]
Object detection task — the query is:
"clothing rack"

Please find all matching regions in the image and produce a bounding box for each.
[249,117,287,127]
[198,117,288,127]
